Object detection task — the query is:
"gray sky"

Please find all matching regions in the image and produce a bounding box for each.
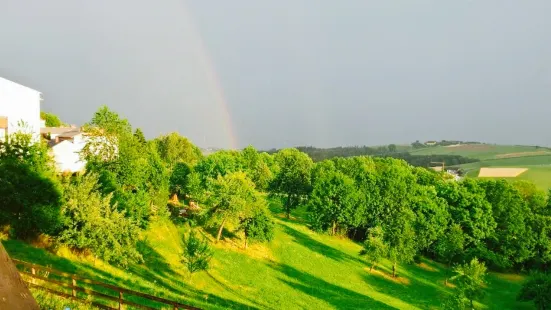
[1,1,551,149]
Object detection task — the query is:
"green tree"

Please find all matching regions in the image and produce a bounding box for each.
[388,144,397,153]
[0,132,62,238]
[134,128,147,145]
[450,258,487,309]
[155,132,202,168]
[269,148,313,218]
[239,207,275,249]
[40,111,63,127]
[85,105,131,136]
[386,208,417,278]
[359,226,388,272]
[0,159,62,239]
[170,162,192,201]
[241,146,273,191]
[434,223,466,266]
[518,272,551,310]
[411,186,450,252]
[308,169,359,235]
[480,179,534,268]
[207,172,260,241]
[181,230,213,276]
[59,174,143,266]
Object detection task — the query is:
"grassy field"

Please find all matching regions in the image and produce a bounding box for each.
[411,144,549,160]
[3,202,533,310]
[409,144,551,190]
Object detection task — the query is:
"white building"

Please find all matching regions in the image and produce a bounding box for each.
[41,127,87,173]
[0,77,41,141]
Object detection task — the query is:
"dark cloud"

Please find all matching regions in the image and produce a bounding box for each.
[2,0,551,149]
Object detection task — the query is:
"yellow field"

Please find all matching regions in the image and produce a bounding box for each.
[478,168,528,178]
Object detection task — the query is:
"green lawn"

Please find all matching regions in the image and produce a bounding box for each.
[3,204,533,309]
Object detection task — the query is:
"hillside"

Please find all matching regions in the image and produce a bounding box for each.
[3,203,532,310]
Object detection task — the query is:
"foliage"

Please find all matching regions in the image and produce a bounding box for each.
[517,272,551,310]
[241,146,274,191]
[155,132,202,168]
[450,258,487,308]
[40,111,64,127]
[434,223,466,265]
[239,207,275,248]
[59,174,143,266]
[0,132,61,239]
[269,148,313,218]
[134,128,147,145]
[308,168,359,235]
[359,226,388,271]
[206,172,262,241]
[181,230,213,275]
[0,159,62,239]
[170,162,192,198]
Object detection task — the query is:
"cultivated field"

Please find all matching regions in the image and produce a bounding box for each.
[435,145,551,190]
[411,144,550,160]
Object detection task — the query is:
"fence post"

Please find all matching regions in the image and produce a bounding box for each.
[71,275,77,298]
[119,291,123,310]
[31,266,36,284]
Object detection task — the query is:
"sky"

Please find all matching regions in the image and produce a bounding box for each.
[1,0,551,149]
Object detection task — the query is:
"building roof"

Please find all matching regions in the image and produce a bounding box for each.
[41,127,80,135]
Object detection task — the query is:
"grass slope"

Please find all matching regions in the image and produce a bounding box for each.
[3,205,533,310]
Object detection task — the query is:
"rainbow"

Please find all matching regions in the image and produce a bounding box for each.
[179,1,238,149]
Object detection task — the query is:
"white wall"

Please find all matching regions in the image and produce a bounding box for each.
[0,77,41,141]
[51,140,87,173]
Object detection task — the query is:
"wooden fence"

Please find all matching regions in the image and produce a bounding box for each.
[12,259,200,310]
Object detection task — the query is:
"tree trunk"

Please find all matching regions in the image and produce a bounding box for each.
[216,218,227,241]
[332,221,337,235]
[285,195,291,219]
[370,263,376,272]
[244,236,248,250]
[0,242,39,309]
[392,261,397,278]
[470,299,474,309]
[171,193,178,202]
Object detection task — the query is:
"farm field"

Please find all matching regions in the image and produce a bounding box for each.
[2,203,532,310]
[411,144,550,160]
[410,144,551,190]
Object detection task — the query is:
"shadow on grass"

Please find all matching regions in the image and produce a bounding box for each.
[280,223,364,264]
[3,240,259,310]
[360,263,450,309]
[267,262,396,310]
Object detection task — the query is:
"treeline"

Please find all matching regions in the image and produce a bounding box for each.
[1,106,550,307]
[268,146,478,168]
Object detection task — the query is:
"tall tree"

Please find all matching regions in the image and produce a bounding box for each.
[308,169,359,235]
[207,172,261,241]
[241,146,273,191]
[360,226,388,272]
[134,128,147,145]
[450,258,487,309]
[269,148,313,218]
[155,132,202,168]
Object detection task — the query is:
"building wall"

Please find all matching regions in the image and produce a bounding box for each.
[0,77,41,141]
[51,140,87,173]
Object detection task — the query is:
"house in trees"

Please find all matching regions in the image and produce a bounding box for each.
[0,77,42,142]
[42,127,88,173]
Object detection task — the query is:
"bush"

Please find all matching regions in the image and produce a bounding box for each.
[181,230,213,275]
